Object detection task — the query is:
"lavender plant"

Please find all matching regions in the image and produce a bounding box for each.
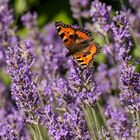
[0,0,139,140]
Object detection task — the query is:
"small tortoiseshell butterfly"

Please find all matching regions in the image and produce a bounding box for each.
[55,21,100,67]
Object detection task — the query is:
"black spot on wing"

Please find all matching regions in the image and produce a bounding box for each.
[83,54,87,57]
[80,63,87,66]
[76,56,81,59]
[60,33,65,39]
[64,39,68,42]
[77,59,84,63]
[69,35,73,39]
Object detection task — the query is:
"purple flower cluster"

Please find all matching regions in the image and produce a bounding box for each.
[0,110,31,139]
[0,1,31,139]
[69,0,90,20]
[0,0,16,46]
[6,40,40,112]
[105,105,137,139]
[128,0,140,45]
[120,63,140,111]
[111,11,132,61]
[95,64,119,95]
[90,0,112,33]
[0,0,17,92]
[110,11,140,111]
[44,105,91,140]
[67,60,101,105]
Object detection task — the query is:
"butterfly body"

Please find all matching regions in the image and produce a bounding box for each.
[55,21,100,67]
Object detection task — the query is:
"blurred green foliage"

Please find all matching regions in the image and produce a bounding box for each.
[10,0,73,28]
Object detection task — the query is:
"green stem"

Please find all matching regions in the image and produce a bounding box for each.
[136,111,140,139]
[82,104,98,140]
[29,112,44,140]
[77,18,83,27]
[130,29,138,49]
[29,125,38,140]
[91,107,101,134]
[36,122,44,140]
[97,102,108,129]
[104,34,109,44]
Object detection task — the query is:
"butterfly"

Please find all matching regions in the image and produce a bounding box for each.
[55,21,100,67]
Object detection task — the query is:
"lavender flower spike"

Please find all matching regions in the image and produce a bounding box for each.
[105,105,137,139]
[0,0,17,66]
[0,110,31,139]
[90,0,112,33]
[120,63,140,111]
[111,11,140,111]
[6,40,40,112]
[69,0,90,20]
[44,105,91,140]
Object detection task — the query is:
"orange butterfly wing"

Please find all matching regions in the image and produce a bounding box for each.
[73,43,99,66]
[55,21,75,49]
[75,27,92,40]
[72,27,99,66]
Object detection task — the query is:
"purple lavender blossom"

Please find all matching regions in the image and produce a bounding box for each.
[111,11,132,60]
[22,12,69,109]
[0,0,17,46]
[128,0,140,45]
[69,0,90,20]
[6,40,40,112]
[105,105,137,139]
[110,11,140,111]
[0,110,31,139]
[89,0,112,33]
[44,105,91,140]
[66,59,101,105]
[129,0,140,9]
[38,42,68,106]
[119,63,140,111]
[0,0,17,107]
[0,0,17,65]
[21,12,38,40]
[95,64,119,95]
